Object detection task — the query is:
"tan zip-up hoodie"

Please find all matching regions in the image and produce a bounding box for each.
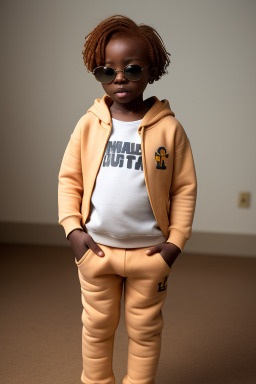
[58,94,197,252]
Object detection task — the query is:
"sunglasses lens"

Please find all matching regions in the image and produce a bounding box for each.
[124,65,143,81]
[94,67,115,83]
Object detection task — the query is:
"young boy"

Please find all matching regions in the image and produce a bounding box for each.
[58,14,197,384]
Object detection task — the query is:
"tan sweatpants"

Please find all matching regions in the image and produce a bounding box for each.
[75,243,172,384]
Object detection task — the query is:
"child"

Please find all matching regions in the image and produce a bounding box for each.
[58,14,197,384]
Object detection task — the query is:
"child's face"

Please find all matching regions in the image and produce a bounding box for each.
[101,34,153,105]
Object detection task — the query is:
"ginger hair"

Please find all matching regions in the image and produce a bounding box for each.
[82,15,171,82]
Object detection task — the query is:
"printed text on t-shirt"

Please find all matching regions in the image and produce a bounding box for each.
[103,141,143,170]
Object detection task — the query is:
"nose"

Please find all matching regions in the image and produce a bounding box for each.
[114,69,127,83]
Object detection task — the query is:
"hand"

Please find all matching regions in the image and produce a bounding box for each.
[145,242,181,268]
[67,229,105,262]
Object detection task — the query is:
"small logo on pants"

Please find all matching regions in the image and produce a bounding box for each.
[158,275,168,292]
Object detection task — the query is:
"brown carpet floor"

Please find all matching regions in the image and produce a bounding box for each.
[0,244,255,384]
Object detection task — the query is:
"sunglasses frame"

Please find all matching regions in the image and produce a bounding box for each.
[92,64,151,84]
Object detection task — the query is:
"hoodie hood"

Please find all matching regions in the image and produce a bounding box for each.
[87,94,175,130]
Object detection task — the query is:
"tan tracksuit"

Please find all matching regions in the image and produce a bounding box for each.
[58,94,197,384]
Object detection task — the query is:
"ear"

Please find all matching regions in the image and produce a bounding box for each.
[149,65,159,83]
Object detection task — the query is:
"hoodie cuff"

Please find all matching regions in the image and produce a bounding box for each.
[59,216,84,239]
[166,230,188,252]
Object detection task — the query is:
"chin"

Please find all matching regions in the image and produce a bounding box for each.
[112,94,133,103]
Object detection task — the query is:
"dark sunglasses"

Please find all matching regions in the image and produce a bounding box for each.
[92,64,151,84]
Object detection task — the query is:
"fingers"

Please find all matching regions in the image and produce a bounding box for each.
[68,230,105,258]
[146,241,167,256]
[145,246,160,256]
[86,236,105,257]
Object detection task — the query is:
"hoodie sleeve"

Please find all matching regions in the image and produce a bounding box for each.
[58,118,84,238]
[167,134,197,252]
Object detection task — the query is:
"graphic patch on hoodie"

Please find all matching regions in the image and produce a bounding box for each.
[102,140,143,170]
[155,146,169,170]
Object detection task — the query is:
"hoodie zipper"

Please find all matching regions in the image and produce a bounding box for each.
[96,121,113,174]
[85,121,112,224]
[140,126,160,228]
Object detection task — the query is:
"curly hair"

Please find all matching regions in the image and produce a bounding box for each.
[82,15,171,82]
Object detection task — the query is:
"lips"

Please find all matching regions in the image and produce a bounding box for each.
[114,88,129,94]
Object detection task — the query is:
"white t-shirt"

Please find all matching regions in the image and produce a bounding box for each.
[85,118,166,248]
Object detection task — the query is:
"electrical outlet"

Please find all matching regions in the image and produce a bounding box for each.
[238,192,251,208]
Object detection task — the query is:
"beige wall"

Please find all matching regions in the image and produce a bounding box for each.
[1,0,256,236]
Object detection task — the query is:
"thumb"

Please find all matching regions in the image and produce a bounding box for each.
[87,238,105,257]
[145,246,160,256]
